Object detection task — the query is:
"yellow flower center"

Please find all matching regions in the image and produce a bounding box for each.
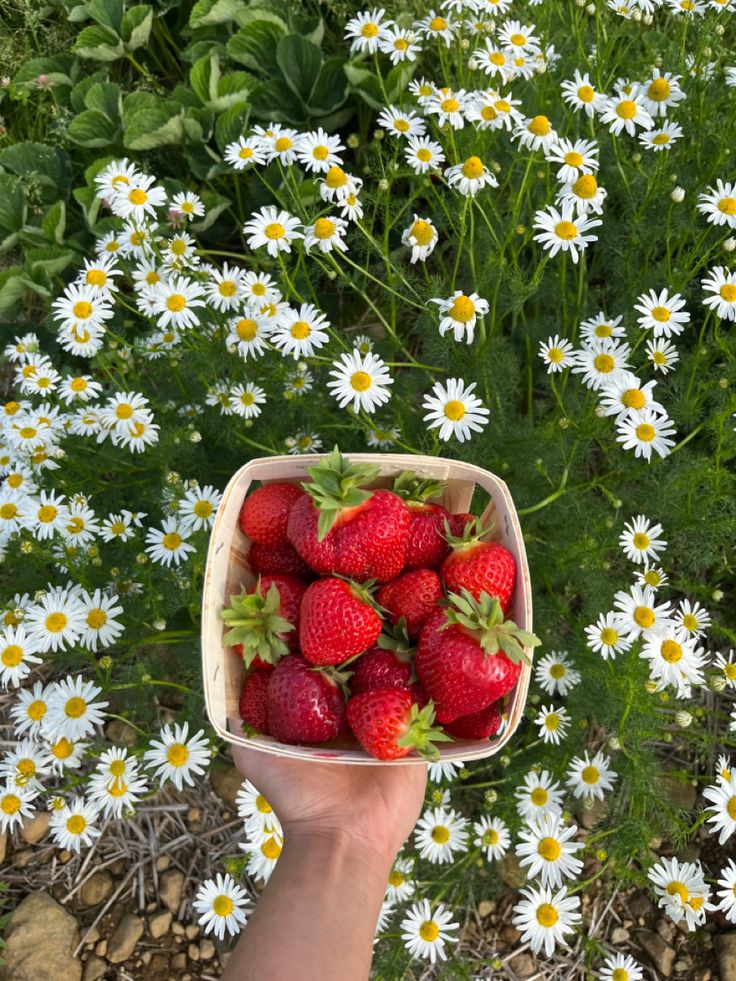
[651,305,671,322]
[536,903,558,927]
[167,743,189,767]
[274,136,292,153]
[128,188,148,205]
[719,283,736,302]
[481,106,497,121]
[495,99,511,113]
[549,663,566,679]
[219,280,237,297]
[240,393,255,406]
[1,794,21,815]
[529,115,550,136]
[7,475,22,489]
[622,388,646,409]
[727,796,736,820]
[291,320,311,340]
[28,699,46,721]
[538,837,561,861]
[490,52,505,66]
[314,218,335,240]
[350,371,372,392]
[682,613,698,631]
[555,221,578,241]
[661,639,682,663]
[194,501,213,518]
[70,377,88,392]
[419,921,440,941]
[544,713,560,731]
[565,151,584,167]
[688,896,704,910]
[239,146,253,160]
[648,78,671,100]
[411,220,434,246]
[1,644,23,667]
[616,99,637,119]
[35,504,55,523]
[52,738,74,759]
[213,895,234,916]
[572,174,598,199]
[73,301,93,319]
[86,609,107,630]
[718,197,736,216]
[146,271,160,285]
[531,787,548,805]
[653,133,670,145]
[634,606,655,628]
[68,517,85,533]
[163,532,182,550]
[65,696,87,718]
[388,870,405,887]
[581,765,600,784]
[461,156,484,179]
[265,223,285,240]
[171,239,187,256]
[441,98,459,113]
[416,148,432,163]
[361,21,378,37]
[450,295,476,323]
[325,166,347,188]
[67,814,87,835]
[633,532,650,549]
[444,400,466,421]
[644,569,661,587]
[167,292,188,313]
[17,758,35,779]
[600,627,618,645]
[46,612,68,633]
[256,794,272,813]
[429,15,447,30]
[636,423,656,442]
[509,31,526,45]
[394,38,408,51]
[109,780,128,797]
[667,880,689,902]
[261,837,282,860]
[431,825,450,844]
[547,347,564,363]
[237,319,258,341]
[724,663,736,680]
[0,503,17,520]
[109,759,126,777]
[594,353,615,373]
[312,144,329,161]
[612,969,629,981]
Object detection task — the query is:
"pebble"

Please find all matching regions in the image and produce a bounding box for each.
[185,924,199,940]
[159,870,185,914]
[635,928,676,978]
[509,952,536,978]
[477,901,495,918]
[149,910,173,939]
[715,932,736,981]
[656,918,675,943]
[156,855,171,872]
[200,939,216,960]
[105,718,138,746]
[83,954,107,981]
[210,765,243,809]
[83,926,100,946]
[142,951,152,965]
[172,920,185,936]
[107,914,145,964]
[0,830,7,864]
[95,940,107,957]
[499,853,528,890]
[611,927,630,943]
[499,924,522,947]
[20,811,51,844]
[1,892,82,981]
[628,891,653,918]
[171,952,187,970]
[188,943,200,961]
[80,871,114,907]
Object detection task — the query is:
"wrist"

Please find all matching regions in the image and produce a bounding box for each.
[281,821,397,880]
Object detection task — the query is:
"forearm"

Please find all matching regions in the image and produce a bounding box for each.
[222,828,392,981]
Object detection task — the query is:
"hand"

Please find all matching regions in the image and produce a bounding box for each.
[230,736,428,870]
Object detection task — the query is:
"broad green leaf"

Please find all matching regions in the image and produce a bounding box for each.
[189,189,232,233]
[0,268,28,312]
[84,81,122,119]
[123,106,185,149]
[276,34,322,102]
[227,21,285,76]
[74,24,125,61]
[68,109,120,147]
[210,72,255,113]
[190,0,246,27]
[190,51,220,105]
[0,175,27,234]
[232,6,287,31]
[182,141,230,181]
[214,100,250,153]
[121,5,153,50]
[69,70,109,112]
[0,143,71,193]
[248,79,304,124]
[386,63,414,100]
[87,0,124,31]
[41,200,67,244]
[12,56,73,89]
[72,184,103,229]
[26,246,77,280]
[308,57,348,115]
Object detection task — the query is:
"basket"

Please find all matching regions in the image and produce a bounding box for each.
[201,453,534,764]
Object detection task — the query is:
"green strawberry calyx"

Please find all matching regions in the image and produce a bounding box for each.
[311,662,354,699]
[396,700,453,762]
[376,617,416,662]
[301,445,380,542]
[221,580,293,668]
[442,588,540,666]
[443,515,495,549]
[392,470,447,505]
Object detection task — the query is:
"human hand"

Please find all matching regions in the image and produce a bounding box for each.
[230,734,427,870]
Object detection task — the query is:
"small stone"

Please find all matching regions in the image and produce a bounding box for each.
[95,941,107,957]
[160,870,185,914]
[183,976,192,981]
[611,927,630,944]
[509,952,536,979]
[80,871,114,908]
[149,954,169,974]
[658,776,697,811]
[680,842,700,862]
[656,918,675,943]
[105,718,137,746]
[499,924,522,947]
[149,910,173,939]
[156,855,171,872]
[107,913,145,964]
[171,952,187,970]
[715,932,736,981]
[635,928,675,977]
[578,797,607,829]
[188,944,200,961]
[674,959,691,973]
[0,830,6,864]
[146,901,156,913]
[0,893,82,981]
[628,891,653,918]
[186,807,203,831]
[83,926,100,946]
[200,939,215,961]
[477,900,495,918]
[108,857,127,876]
[185,924,199,940]
[210,765,243,809]
[172,921,185,936]
[59,849,73,863]
[142,952,152,965]
[11,848,34,868]
[83,955,107,981]
[20,811,51,844]
[499,853,528,889]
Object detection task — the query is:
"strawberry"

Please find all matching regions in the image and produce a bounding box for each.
[442,701,503,740]
[346,688,451,761]
[299,576,382,666]
[448,512,475,537]
[249,541,314,580]
[239,481,304,546]
[415,590,539,724]
[349,645,413,695]
[238,668,272,733]
[267,655,348,744]
[377,568,443,640]
[392,471,453,569]
[441,518,517,614]
[221,574,307,667]
[286,447,411,582]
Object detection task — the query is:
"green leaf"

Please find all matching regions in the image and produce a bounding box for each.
[123,105,184,150]
[215,100,251,154]
[248,79,304,124]
[308,57,348,115]
[210,72,256,113]
[232,5,287,31]
[276,34,322,102]
[84,81,122,120]
[0,175,27,234]
[68,109,120,147]
[189,0,247,27]
[190,52,218,104]
[41,200,67,244]
[26,246,77,279]
[189,189,232,233]
[344,63,383,111]
[69,70,109,112]
[0,268,28,313]
[87,0,124,31]
[227,20,285,76]
[0,143,72,195]
[121,5,153,50]
[74,24,125,61]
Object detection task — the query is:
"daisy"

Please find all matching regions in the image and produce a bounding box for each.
[613,584,673,639]
[599,88,654,136]
[386,856,416,903]
[404,136,445,175]
[270,304,330,360]
[58,374,103,404]
[377,106,426,139]
[297,128,344,173]
[532,204,601,263]
[567,751,617,802]
[414,805,469,863]
[337,189,363,222]
[143,720,212,791]
[560,71,607,117]
[169,190,205,220]
[50,283,115,337]
[193,873,249,939]
[534,652,580,696]
[703,774,736,844]
[224,135,268,171]
[0,624,42,688]
[572,339,632,390]
[365,425,400,448]
[88,746,142,802]
[473,815,510,861]
[110,172,167,220]
[0,780,36,833]
[160,231,201,272]
[512,884,581,957]
[599,372,665,420]
[599,952,644,981]
[327,350,393,413]
[49,796,101,853]
[236,779,281,829]
[635,566,668,592]
[535,704,571,745]
[144,517,196,567]
[616,408,677,462]
[640,70,686,117]
[264,126,300,166]
[646,338,680,374]
[698,180,736,229]
[240,832,284,883]
[635,288,690,338]
[674,599,711,639]
[409,76,437,102]
[473,42,514,81]
[9,680,53,737]
[0,739,52,790]
[702,265,736,321]
[402,216,439,264]
[640,628,707,691]
[445,156,498,196]
[225,311,271,361]
[204,263,245,313]
[579,312,627,343]
[431,291,489,344]
[716,859,736,923]
[241,271,281,306]
[421,10,456,45]
[538,335,576,373]
[152,275,207,330]
[374,899,395,941]
[648,856,714,930]
[0,487,31,539]
[48,735,87,774]
[242,206,303,258]
[378,25,421,64]
[640,121,684,151]
[23,588,86,653]
[497,18,541,53]
[620,515,667,565]
[303,215,348,254]
[43,675,109,741]
[585,612,633,660]
[515,769,564,821]
[427,759,464,783]
[516,811,584,887]
[546,138,600,184]
[557,174,607,215]
[232,382,269,420]
[178,484,222,533]
[425,89,468,129]
[422,377,490,443]
[515,114,558,152]
[284,370,314,399]
[400,899,459,964]
[714,649,736,687]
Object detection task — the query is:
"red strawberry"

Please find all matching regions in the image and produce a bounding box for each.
[441,518,517,614]
[238,668,272,733]
[267,655,347,744]
[299,577,382,666]
[377,569,443,640]
[415,591,539,724]
[221,575,307,667]
[448,512,475,537]
[286,447,411,583]
[249,541,314,580]
[349,646,413,695]
[239,481,304,546]
[346,688,451,761]
[443,701,503,740]
[392,471,453,569]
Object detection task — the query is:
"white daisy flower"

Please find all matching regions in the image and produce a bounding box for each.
[264,126,301,166]
[634,288,690,338]
[425,89,468,129]
[327,350,393,413]
[420,10,457,45]
[0,625,42,689]
[598,371,665,420]
[374,899,395,942]
[645,337,680,374]
[697,180,736,229]
[620,515,667,565]
[143,721,212,791]
[585,612,634,660]
[431,291,489,344]
[714,649,736,687]
[43,675,108,742]
[223,134,267,171]
[9,680,53,737]
[402,215,439,263]
[616,408,677,462]
[144,517,196,567]
[385,856,415,903]
[151,275,208,330]
[203,263,246,313]
[178,484,222,533]
[242,206,303,258]
[241,271,281,306]
[378,25,422,63]
[50,283,115,338]
[400,899,460,964]
[716,859,736,923]
[473,815,510,861]
[640,70,686,117]
[534,652,580,696]
[634,566,668,593]
[640,627,707,692]
[639,120,684,151]
[169,190,205,220]
[579,312,626,342]
[23,588,87,653]
[297,128,344,174]
[404,136,445,174]
[516,811,584,887]
[422,377,490,442]
[365,425,400,448]
[50,796,102,852]
[535,704,571,745]
[337,188,363,222]
[703,774,736,845]
[532,203,601,263]
[515,113,558,152]
[674,599,711,639]
[567,751,617,802]
[271,303,331,359]
[0,739,52,791]
[560,71,607,116]
[472,42,515,81]
[236,779,282,837]
[467,90,523,132]
[512,884,581,957]
[547,138,600,185]
[648,856,714,930]
[225,311,271,361]
[571,339,632,390]
[599,88,654,136]
[87,760,148,818]
[599,952,644,981]
[109,172,167,220]
[193,873,249,939]
[538,334,576,373]
[78,588,124,652]
[557,173,607,216]
[303,215,349,254]
[414,805,469,863]
[445,156,498,196]
[58,374,103,404]
[427,759,465,783]
[612,584,673,640]
[377,106,426,139]
[702,265,736,321]
[515,769,564,821]
[0,780,37,833]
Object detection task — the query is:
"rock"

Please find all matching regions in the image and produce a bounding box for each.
[0,830,6,863]
[160,870,185,914]
[715,932,736,981]
[149,954,169,974]
[499,853,528,889]
[11,847,34,868]
[149,910,173,939]
[0,892,82,981]
[656,918,675,943]
[477,900,495,918]
[80,871,114,908]
[156,855,171,872]
[680,842,701,862]
[611,927,630,944]
[628,890,653,919]
[635,928,675,977]
[188,944,200,961]
[499,924,522,947]
[108,857,127,876]
[107,914,144,964]
[210,765,242,809]
[83,926,100,946]
[659,776,697,811]
[83,955,107,981]
[172,920,185,936]
[171,952,187,970]
[200,939,215,961]
[20,811,51,844]
[185,924,199,940]
[95,940,107,957]
[105,718,137,746]
[509,952,537,979]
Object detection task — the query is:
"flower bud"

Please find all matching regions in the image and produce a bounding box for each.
[723,238,736,253]
[92,557,102,567]
[468,58,478,71]
[675,711,693,728]
[712,588,724,601]
[632,9,642,20]
[608,735,621,751]
[99,655,113,670]
[153,618,167,630]
[347,134,360,148]
[484,789,498,807]
[378,178,390,191]
[136,552,148,565]
[720,377,730,388]
[708,673,726,692]
[374,130,385,143]
[632,152,642,163]
[499,754,511,768]
[586,3,596,12]
[644,679,659,693]
[189,430,202,443]
[671,186,685,203]
[460,38,469,50]
[715,23,725,34]
[596,848,607,862]
[704,46,712,57]
[643,13,653,23]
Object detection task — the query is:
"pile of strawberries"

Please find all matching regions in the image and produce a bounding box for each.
[221,448,539,762]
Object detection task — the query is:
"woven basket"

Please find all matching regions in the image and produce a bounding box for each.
[201,453,534,764]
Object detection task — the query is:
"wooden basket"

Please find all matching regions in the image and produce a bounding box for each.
[201,453,534,764]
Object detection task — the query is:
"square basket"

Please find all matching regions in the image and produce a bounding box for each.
[201,453,534,764]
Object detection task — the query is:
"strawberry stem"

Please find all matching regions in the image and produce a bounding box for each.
[442,588,540,666]
[396,700,453,762]
[301,446,380,541]
[221,581,294,668]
